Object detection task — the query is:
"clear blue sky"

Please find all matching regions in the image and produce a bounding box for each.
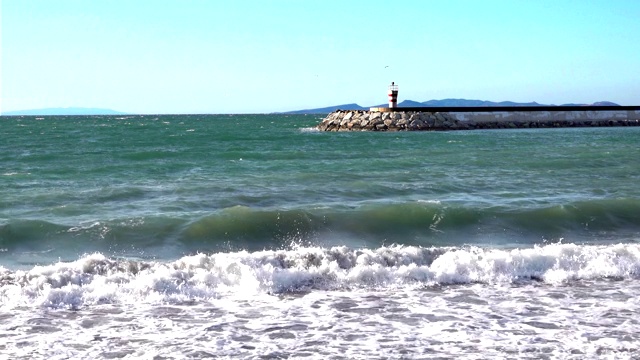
[2,0,639,114]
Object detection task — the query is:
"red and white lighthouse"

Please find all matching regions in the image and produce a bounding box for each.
[388,82,399,108]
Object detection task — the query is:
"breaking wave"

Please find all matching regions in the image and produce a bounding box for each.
[2,198,640,252]
[2,243,640,309]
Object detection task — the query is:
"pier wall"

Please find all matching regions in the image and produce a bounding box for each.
[317,107,640,131]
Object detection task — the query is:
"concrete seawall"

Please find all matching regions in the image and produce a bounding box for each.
[317,106,640,131]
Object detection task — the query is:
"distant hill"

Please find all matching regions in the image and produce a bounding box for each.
[284,99,621,114]
[2,107,127,116]
[421,99,544,107]
[398,100,429,107]
[284,103,368,114]
[588,101,620,106]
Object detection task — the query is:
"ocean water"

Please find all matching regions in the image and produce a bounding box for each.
[1,114,640,359]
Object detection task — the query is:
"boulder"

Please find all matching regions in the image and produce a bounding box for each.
[319,109,640,132]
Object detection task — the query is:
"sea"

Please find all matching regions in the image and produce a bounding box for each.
[1,114,640,359]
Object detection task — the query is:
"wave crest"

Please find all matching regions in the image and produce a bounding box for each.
[3,243,640,308]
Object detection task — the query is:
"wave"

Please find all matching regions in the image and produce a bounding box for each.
[2,199,640,254]
[2,243,640,308]
[298,127,320,133]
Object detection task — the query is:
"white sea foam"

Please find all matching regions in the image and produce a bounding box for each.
[417,199,441,204]
[1,243,640,309]
[3,244,640,358]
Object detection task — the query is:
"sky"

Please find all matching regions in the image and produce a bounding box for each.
[2,0,640,114]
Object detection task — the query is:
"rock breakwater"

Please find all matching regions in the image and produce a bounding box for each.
[317,109,640,132]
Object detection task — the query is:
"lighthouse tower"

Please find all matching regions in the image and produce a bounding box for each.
[388,82,399,109]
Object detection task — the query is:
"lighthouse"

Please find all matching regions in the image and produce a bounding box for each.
[388,82,399,109]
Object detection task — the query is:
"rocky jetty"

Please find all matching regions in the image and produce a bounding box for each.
[317,110,640,132]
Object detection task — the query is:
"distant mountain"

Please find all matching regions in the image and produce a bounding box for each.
[588,101,620,106]
[362,100,432,108]
[421,99,544,107]
[285,99,621,114]
[284,103,368,114]
[398,100,430,107]
[1,107,127,116]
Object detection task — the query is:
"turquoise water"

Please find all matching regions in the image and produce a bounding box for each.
[2,115,639,265]
[2,115,640,358]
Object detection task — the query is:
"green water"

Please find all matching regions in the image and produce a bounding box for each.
[1,114,640,265]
